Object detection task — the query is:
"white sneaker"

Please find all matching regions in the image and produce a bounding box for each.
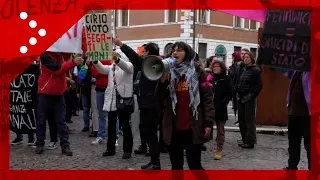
[47,142,58,150]
[92,137,104,145]
[115,140,119,147]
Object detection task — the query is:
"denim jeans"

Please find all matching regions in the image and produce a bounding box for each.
[90,85,99,131]
[116,119,119,139]
[96,91,107,138]
[81,95,91,128]
[36,94,69,148]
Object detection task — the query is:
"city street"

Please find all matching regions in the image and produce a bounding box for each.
[10,100,308,170]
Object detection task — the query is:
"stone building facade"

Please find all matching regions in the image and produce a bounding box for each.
[110,10,262,67]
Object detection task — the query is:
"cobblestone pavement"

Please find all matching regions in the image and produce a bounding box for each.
[10,101,308,170]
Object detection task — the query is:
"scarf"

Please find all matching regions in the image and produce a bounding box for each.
[168,58,200,120]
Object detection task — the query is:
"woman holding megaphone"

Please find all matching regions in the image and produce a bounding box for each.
[155,42,215,174]
[90,49,134,159]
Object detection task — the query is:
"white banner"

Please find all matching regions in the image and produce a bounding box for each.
[47,18,84,53]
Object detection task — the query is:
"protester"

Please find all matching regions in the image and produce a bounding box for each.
[114,38,162,170]
[132,44,150,156]
[35,52,82,156]
[93,49,134,159]
[237,52,263,149]
[204,56,217,73]
[11,133,35,146]
[46,111,59,150]
[155,41,214,170]
[65,69,75,124]
[281,70,310,177]
[79,56,99,137]
[71,66,80,117]
[209,60,233,160]
[89,64,109,144]
[229,51,242,110]
[231,49,247,134]
[12,111,59,149]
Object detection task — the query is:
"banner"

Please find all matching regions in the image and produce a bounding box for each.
[257,10,311,72]
[10,64,40,134]
[85,12,112,61]
[47,18,84,53]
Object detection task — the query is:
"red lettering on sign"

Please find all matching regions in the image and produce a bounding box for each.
[86,33,106,43]
[66,21,79,39]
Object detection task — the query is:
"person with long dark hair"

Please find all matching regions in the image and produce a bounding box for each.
[155,41,214,172]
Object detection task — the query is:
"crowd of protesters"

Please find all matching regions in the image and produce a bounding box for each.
[10,36,310,179]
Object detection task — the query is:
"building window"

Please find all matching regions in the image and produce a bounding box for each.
[118,6,129,27]
[250,20,257,30]
[168,10,177,22]
[215,45,227,63]
[196,10,208,24]
[121,10,129,26]
[234,16,243,28]
[198,43,207,60]
[165,10,178,23]
[250,48,257,58]
[164,43,173,56]
[234,46,242,52]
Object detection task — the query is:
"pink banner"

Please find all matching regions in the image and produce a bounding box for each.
[218,10,266,23]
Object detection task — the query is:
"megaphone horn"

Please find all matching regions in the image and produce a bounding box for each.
[142,55,176,81]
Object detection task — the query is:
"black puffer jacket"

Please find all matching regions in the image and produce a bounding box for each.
[237,65,263,99]
[210,74,233,121]
[120,44,161,111]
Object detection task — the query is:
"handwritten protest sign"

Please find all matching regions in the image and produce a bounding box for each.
[257,10,311,72]
[47,18,84,53]
[85,12,112,61]
[10,64,40,134]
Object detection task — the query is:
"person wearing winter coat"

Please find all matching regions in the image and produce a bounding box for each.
[237,52,263,149]
[35,52,82,156]
[209,60,233,160]
[155,42,214,173]
[92,49,134,159]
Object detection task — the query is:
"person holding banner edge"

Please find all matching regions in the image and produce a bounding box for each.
[35,52,83,156]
